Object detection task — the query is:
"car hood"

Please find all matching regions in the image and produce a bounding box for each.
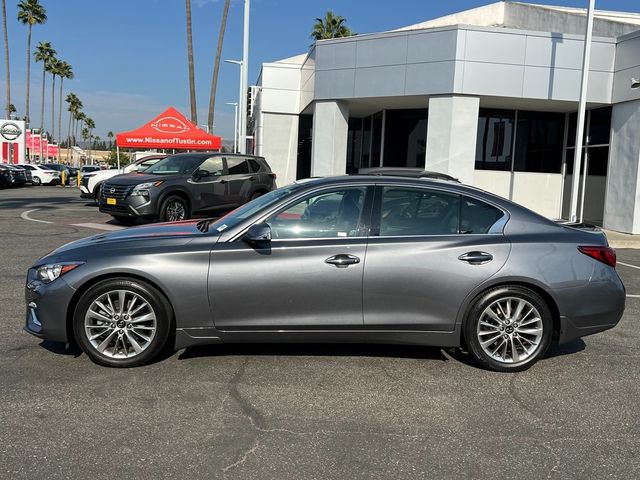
[105,172,185,186]
[41,220,215,261]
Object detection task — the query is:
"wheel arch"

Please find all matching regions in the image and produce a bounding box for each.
[458,279,561,341]
[65,272,177,347]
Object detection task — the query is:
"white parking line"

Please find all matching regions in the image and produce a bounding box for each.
[20,209,53,224]
[618,261,640,270]
[71,223,123,231]
[626,294,640,298]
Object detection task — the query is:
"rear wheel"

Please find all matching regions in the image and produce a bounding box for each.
[250,191,264,201]
[73,278,172,367]
[160,195,188,222]
[464,286,553,372]
[32,176,41,186]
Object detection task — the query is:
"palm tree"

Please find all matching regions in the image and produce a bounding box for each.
[207,0,231,133]
[57,61,73,152]
[75,111,86,146]
[2,0,10,119]
[185,0,197,123]
[17,0,47,125]
[107,130,114,149]
[65,92,80,160]
[85,117,95,163]
[310,11,354,41]
[34,41,55,138]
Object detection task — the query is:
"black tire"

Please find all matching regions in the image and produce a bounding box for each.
[250,191,264,201]
[159,195,189,222]
[111,215,138,226]
[32,176,41,186]
[94,183,103,202]
[73,278,172,367]
[463,285,553,372]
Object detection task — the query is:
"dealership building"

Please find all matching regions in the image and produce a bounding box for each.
[251,1,640,233]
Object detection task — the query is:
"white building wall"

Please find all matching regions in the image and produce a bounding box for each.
[311,101,349,177]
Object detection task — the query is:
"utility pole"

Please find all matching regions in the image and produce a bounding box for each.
[569,0,595,223]
[239,0,250,154]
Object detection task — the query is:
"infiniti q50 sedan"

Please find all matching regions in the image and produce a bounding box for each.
[24,175,625,371]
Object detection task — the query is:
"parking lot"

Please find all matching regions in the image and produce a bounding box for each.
[1,186,639,479]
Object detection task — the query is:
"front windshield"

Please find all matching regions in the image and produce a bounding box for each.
[144,154,206,175]
[205,183,306,233]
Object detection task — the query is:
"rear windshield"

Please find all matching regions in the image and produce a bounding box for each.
[145,154,207,175]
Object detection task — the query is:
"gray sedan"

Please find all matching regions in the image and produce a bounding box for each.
[24,175,625,371]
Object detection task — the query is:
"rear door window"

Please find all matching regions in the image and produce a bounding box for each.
[226,157,250,175]
[378,187,460,236]
[248,159,262,172]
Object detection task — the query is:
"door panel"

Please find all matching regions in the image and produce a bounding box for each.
[363,236,510,330]
[209,239,366,329]
[225,157,253,206]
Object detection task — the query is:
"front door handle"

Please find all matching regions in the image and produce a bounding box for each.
[458,251,493,265]
[325,254,360,268]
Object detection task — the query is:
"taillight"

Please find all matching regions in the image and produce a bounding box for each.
[578,246,616,268]
[268,172,277,179]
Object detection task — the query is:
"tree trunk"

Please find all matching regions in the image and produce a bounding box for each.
[50,73,55,145]
[208,0,231,133]
[58,77,63,159]
[2,0,10,119]
[25,25,31,124]
[185,0,197,124]
[66,109,72,162]
[39,65,45,134]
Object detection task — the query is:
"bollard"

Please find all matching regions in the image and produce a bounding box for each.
[77,171,81,187]
[61,171,66,186]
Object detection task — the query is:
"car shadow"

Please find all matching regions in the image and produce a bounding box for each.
[178,342,449,362]
[39,340,83,358]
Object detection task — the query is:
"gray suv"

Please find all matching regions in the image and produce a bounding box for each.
[98,152,276,224]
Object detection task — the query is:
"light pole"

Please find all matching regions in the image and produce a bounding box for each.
[225,59,243,153]
[226,102,238,153]
[239,0,250,154]
[568,0,595,223]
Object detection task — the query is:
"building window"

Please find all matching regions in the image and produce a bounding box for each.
[475,109,514,171]
[383,109,428,168]
[565,107,612,177]
[371,112,383,167]
[514,111,565,173]
[346,118,363,174]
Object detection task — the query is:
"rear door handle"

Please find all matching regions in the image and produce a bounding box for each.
[325,254,360,268]
[458,251,493,265]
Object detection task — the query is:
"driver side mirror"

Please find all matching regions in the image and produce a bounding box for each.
[245,223,271,243]
[193,169,209,181]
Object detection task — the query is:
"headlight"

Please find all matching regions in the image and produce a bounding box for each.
[35,262,84,284]
[131,181,163,196]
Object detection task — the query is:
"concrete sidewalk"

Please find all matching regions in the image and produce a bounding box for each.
[604,229,640,249]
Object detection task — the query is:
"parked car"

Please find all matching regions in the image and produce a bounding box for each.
[17,164,60,185]
[43,163,70,183]
[6,165,27,186]
[80,155,166,201]
[67,167,79,185]
[25,174,624,369]
[98,152,276,225]
[13,165,33,184]
[0,165,13,187]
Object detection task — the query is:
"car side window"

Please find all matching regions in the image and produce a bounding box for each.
[226,157,250,175]
[379,187,459,236]
[267,188,367,239]
[248,159,262,172]
[197,157,224,177]
[460,196,506,234]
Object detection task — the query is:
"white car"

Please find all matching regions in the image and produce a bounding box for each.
[79,155,165,200]
[18,164,61,186]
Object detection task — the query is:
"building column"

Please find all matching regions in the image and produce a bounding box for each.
[425,96,479,184]
[310,100,349,177]
[603,99,640,234]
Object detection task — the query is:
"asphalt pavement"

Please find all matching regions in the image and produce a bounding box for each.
[1,186,639,479]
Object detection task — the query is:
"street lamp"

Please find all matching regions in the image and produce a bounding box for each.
[240,0,250,155]
[226,102,238,153]
[225,59,243,153]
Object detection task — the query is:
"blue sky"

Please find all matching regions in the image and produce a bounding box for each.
[2,0,640,141]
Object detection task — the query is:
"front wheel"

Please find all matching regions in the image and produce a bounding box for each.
[160,195,189,222]
[73,278,172,367]
[464,286,553,372]
[32,176,41,186]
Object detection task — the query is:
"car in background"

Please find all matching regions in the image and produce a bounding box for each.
[43,163,71,183]
[98,153,276,225]
[0,165,14,187]
[80,155,166,201]
[80,165,101,175]
[67,167,79,185]
[25,174,624,369]
[6,165,27,187]
[13,165,33,184]
[18,164,61,186]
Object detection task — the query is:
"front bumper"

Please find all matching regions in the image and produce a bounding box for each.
[24,277,77,343]
[98,193,158,218]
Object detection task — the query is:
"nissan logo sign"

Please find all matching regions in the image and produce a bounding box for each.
[110,187,116,194]
[0,122,22,141]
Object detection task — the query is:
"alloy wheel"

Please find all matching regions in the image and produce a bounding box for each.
[166,200,186,221]
[476,297,544,364]
[84,289,157,359]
